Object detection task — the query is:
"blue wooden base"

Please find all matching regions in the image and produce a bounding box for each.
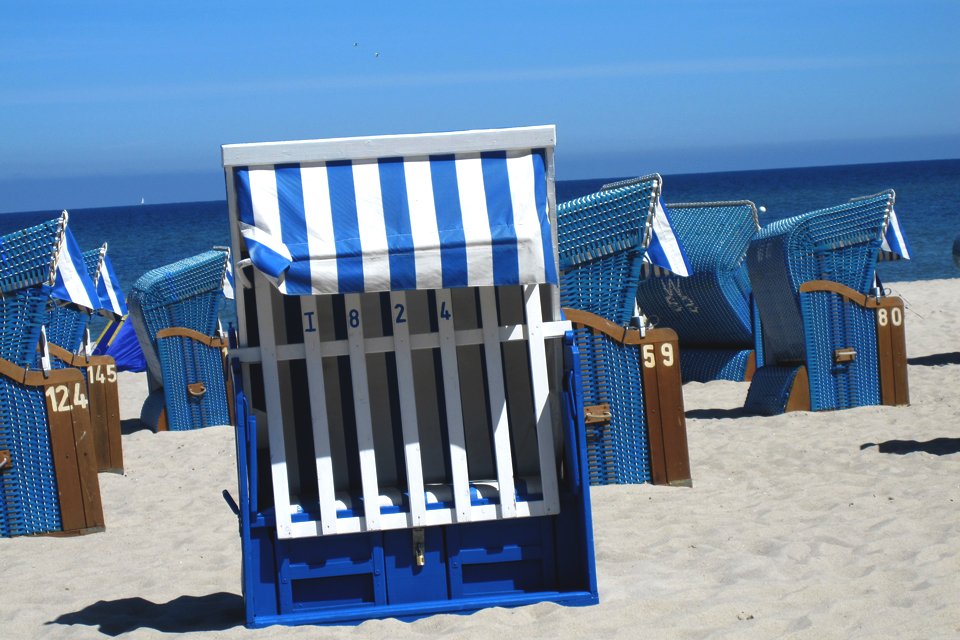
[231,334,599,627]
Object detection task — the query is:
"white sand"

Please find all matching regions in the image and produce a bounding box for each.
[2,278,958,639]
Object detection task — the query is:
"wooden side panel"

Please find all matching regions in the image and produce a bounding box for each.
[43,371,105,535]
[86,357,123,473]
[876,297,909,406]
[639,331,691,487]
[786,366,811,413]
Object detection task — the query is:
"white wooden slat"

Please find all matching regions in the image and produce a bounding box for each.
[300,295,339,534]
[435,288,472,521]
[523,285,560,515]
[222,125,557,168]
[252,271,295,539]
[478,287,517,518]
[230,320,573,364]
[389,291,427,526]
[344,293,381,531]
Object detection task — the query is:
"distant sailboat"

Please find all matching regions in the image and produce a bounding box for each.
[140,197,145,205]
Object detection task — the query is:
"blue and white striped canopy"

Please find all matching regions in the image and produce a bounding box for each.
[233,149,557,295]
[645,198,691,277]
[879,207,911,261]
[97,252,128,317]
[52,226,100,311]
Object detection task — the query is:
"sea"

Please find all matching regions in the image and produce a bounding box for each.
[1,158,957,332]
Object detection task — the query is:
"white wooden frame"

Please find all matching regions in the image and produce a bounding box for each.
[223,127,565,540]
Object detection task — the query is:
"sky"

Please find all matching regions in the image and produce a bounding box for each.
[1,0,958,212]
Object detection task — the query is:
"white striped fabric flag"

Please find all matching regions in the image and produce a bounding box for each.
[645,198,691,277]
[879,207,911,261]
[232,149,557,296]
[97,252,128,317]
[52,224,100,311]
[223,255,235,300]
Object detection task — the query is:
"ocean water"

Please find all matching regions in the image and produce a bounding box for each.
[1,158,957,332]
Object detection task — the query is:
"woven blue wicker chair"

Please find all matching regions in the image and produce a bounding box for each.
[128,250,231,431]
[558,175,691,486]
[0,214,104,537]
[744,190,906,415]
[635,200,762,382]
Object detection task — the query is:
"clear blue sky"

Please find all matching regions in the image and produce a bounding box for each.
[2,0,958,212]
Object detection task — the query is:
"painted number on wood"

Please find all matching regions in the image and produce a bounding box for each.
[877,307,903,327]
[349,308,360,328]
[642,343,675,369]
[45,383,89,413]
[439,301,452,321]
[394,303,406,324]
[88,364,117,385]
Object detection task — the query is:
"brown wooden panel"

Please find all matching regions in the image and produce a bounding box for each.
[785,366,811,412]
[639,345,666,486]
[47,346,124,474]
[876,296,909,406]
[743,350,757,382]
[654,337,691,486]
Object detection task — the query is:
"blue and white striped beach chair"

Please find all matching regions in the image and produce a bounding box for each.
[128,250,232,431]
[0,214,104,537]
[635,200,763,382]
[744,190,911,415]
[557,176,692,486]
[222,126,598,626]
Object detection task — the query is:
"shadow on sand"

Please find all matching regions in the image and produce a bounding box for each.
[49,592,244,636]
[907,352,960,367]
[685,407,754,420]
[861,438,960,456]
[120,418,152,436]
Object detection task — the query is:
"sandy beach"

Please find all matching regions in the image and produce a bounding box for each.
[1,278,958,639]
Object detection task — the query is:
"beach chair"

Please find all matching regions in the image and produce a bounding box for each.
[635,200,762,382]
[222,125,598,626]
[744,190,910,415]
[0,214,104,537]
[557,176,692,486]
[46,243,127,473]
[128,250,232,431]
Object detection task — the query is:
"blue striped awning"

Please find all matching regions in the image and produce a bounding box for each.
[97,252,128,317]
[52,226,100,311]
[233,149,557,295]
[879,207,911,261]
[645,197,691,277]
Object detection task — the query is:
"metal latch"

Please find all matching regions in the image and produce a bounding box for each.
[0,449,10,472]
[412,527,425,567]
[188,382,207,397]
[834,348,857,364]
[584,403,611,425]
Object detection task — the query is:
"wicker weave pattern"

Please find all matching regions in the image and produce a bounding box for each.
[801,290,880,410]
[0,217,62,295]
[0,287,52,367]
[574,328,651,485]
[0,379,61,536]
[636,201,757,345]
[680,347,754,383]
[558,176,660,325]
[129,251,229,430]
